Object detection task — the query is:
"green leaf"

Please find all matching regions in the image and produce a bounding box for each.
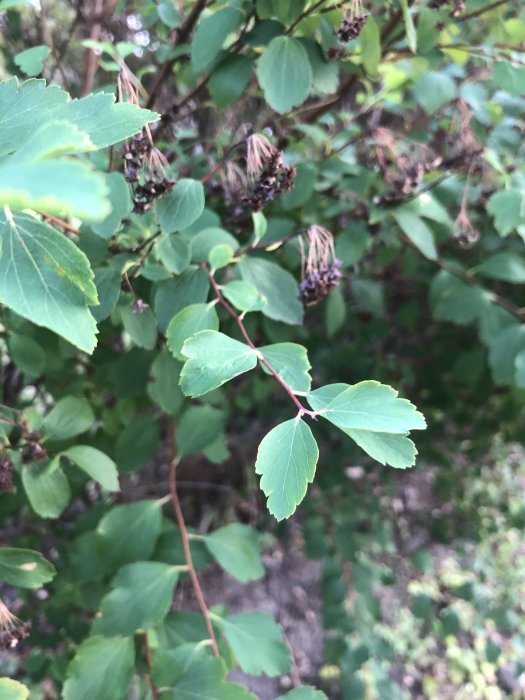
[259,343,312,393]
[91,173,132,239]
[148,350,183,414]
[360,16,380,77]
[430,271,488,324]
[167,303,219,360]
[22,457,71,518]
[191,7,244,73]
[190,227,238,263]
[0,679,29,700]
[43,396,95,441]
[156,179,205,233]
[177,406,225,457]
[489,324,525,385]
[208,243,234,272]
[476,252,525,283]
[14,45,50,77]
[8,333,45,377]
[393,210,437,260]
[0,547,56,588]
[256,36,313,113]
[400,0,417,53]
[62,635,135,700]
[413,71,455,113]
[91,267,121,322]
[217,611,291,676]
[0,212,98,353]
[515,349,525,388]
[93,562,180,636]
[487,189,525,236]
[255,418,318,520]
[97,500,163,570]
[209,55,254,107]
[179,330,257,397]
[205,523,264,583]
[156,233,191,275]
[154,644,257,699]
[277,688,328,700]
[340,430,417,469]
[221,280,267,312]
[308,381,426,433]
[114,416,161,472]
[300,39,338,95]
[154,268,210,333]
[121,304,158,350]
[63,445,119,492]
[239,256,303,325]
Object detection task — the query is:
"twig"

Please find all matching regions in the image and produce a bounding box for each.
[287,0,328,35]
[168,419,220,657]
[200,141,244,185]
[207,269,317,418]
[457,0,509,22]
[42,214,80,235]
[81,0,104,96]
[142,632,159,699]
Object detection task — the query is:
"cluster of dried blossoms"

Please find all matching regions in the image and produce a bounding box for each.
[299,226,343,307]
[373,127,442,197]
[336,0,368,42]
[453,167,479,246]
[0,600,30,651]
[118,69,174,214]
[243,134,296,211]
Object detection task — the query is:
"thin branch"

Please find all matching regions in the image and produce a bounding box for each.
[142,632,159,699]
[200,141,244,185]
[287,0,328,35]
[81,0,104,96]
[207,269,317,418]
[167,419,220,657]
[457,0,509,22]
[42,214,80,235]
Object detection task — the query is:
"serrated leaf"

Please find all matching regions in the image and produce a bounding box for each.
[22,457,71,518]
[191,7,244,73]
[0,678,29,700]
[63,445,119,492]
[0,547,56,588]
[96,500,163,571]
[216,611,291,676]
[43,396,94,441]
[340,430,417,469]
[0,211,98,352]
[239,256,303,325]
[256,36,313,113]
[167,303,219,360]
[205,523,264,583]
[179,330,257,397]
[255,418,319,520]
[92,562,180,636]
[62,635,135,700]
[308,381,426,434]
[259,343,312,393]
[156,179,205,233]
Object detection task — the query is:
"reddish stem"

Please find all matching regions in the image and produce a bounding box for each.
[207,270,316,418]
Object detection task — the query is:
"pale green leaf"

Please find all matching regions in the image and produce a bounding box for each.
[44,396,95,441]
[190,227,238,263]
[121,304,158,350]
[64,445,119,492]
[156,233,191,274]
[259,342,312,393]
[63,635,135,700]
[148,350,183,414]
[0,678,29,700]
[487,189,525,236]
[217,611,291,676]
[489,323,525,385]
[22,457,71,518]
[476,252,525,283]
[221,280,267,312]
[0,547,56,588]
[208,243,234,272]
[308,381,426,434]
[255,418,319,521]
[339,429,417,469]
[360,16,380,77]
[400,0,417,53]
[413,71,456,113]
[393,210,437,260]
[154,268,210,332]
[239,256,303,325]
[166,303,219,360]
[205,523,264,583]
[179,330,257,397]
[156,179,205,233]
[93,562,180,635]
[0,212,98,353]
[277,688,328,700]
[14,45,50,77]
[91,172,132,239]
[256,36,313,113]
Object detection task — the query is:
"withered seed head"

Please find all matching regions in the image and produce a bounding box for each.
[243,134,296,211]
[299,225,343,307]
[0,599,30,651]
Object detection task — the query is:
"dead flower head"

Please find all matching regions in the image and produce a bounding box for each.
[299,225,343,307]
[336,0,368,43]
[243,134,296,211]
[0,599,30,651]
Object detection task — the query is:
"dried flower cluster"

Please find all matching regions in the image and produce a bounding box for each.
[0,600,30,651]
[336,1,368,42]
[21,429,46,464]
[243,134,296,211]
[299,226,343,307]
[118,69,174,214]
[0,452,13,492]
